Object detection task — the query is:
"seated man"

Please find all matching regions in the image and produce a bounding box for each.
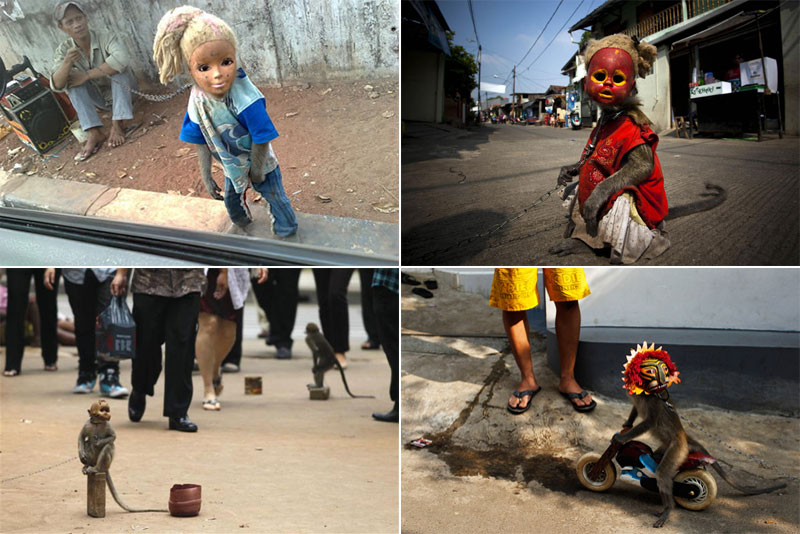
[50,1,135,161]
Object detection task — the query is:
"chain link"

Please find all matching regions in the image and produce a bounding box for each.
[679,413,798,481]
[1,456,78,484]
[111,77,192,102]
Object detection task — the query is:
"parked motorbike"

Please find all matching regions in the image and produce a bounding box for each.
[576,438,718,511]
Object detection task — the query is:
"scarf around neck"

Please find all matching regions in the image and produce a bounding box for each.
[188,69,276,193]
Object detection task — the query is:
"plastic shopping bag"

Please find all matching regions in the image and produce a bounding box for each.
[96,295,136,361]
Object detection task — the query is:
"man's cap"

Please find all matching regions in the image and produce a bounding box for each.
[54,1,85,24]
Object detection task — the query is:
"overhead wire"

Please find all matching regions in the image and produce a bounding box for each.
[517,0,585,77]
[503,0,564,85]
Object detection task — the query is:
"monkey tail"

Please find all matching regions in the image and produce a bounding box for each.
[106,473,169,513]
[665,183,727,220]
[688,435,787,495]
[335,364,375,399]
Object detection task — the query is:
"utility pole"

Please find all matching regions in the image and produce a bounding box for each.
[477,45,482,122]
[512,65,516,120]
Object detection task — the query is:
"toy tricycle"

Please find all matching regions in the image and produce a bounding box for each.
[576,438,718,511]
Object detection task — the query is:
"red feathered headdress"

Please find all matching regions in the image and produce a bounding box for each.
[622,341,680,395]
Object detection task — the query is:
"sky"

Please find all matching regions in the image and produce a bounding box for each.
[436,0,601,102]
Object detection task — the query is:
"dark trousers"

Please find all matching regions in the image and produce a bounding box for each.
[373,286,398,402]
[359,269,380,344]
[131,293,200,418]
[64,271,116,377]
[5,269,59,372]
[313,268,355,353]
[222,308,244,367]
[252,268,300,349]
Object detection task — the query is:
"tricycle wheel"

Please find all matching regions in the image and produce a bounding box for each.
[674,469,717,510]
[576,452,616,491]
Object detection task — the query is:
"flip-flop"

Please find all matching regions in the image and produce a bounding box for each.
[412,287,434,299]
[560,390,597,413]
[202,398,221,411]
[3,369,19,377]
[507,386,541,415]
[74,143,101,162]
[401,273,421,286]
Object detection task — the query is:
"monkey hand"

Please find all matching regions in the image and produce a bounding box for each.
[248,166,266,184]
[557,163,580,186]
[611,432,628,445]
[582,185,613,237]
[201,173,223,200]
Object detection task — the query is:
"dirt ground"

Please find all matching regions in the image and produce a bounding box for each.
[0,77,398,223]
[400,272,800,534]
[0,338,398,533]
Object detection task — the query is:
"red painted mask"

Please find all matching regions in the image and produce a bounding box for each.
[585,48,635,106]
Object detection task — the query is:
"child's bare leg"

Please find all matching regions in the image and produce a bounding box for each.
[503,310,539,410]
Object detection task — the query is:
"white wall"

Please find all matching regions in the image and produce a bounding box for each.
[636,46,671,132]
[0,0,398,86]
[435,268,800,333]
[546,268,800,332]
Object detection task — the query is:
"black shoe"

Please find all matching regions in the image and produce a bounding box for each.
[372,404,399,423]
[168,415,198,432]
[128,390,146,422]
[275,346,292,359]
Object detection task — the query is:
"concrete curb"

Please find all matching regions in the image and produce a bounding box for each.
[0,170,398,257]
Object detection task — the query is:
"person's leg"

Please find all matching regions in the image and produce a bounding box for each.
[66,83,107,158]
[252,165,298,237]
[196,312,236,406]
[359,269,380,349]
[313,268,333,342]
[4,269,33,374]
[554,300,593,407]
[503,310,540,410]
[221,309,243,370]
[372,286,398,403]
[162,293,200,420]
[108,71,134,148]
[262,268,300,354]
[327,269,354,366]
[130,294,165,397]
[223,179,253,227]
[64,277,99,388]
[93,276,127,398]
[32,269,59,369]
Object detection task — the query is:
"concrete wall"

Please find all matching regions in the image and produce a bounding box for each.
[780,0,799,135]
[401,48,444,122]
[637,46,672,132]
[544,268,800,332]
[0,0,398,87]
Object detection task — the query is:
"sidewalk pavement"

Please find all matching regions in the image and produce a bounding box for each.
[0,320,397,533]
[400,271,799,534]
[0,171,398,258]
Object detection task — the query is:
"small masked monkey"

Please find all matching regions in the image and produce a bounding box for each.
[305,322,373,398]
[614,343,786,528]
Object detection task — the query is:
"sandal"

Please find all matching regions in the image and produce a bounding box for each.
[361,339,380,350]
[3,369,19,377]
[507,387,541,415]
[560,390,597,413]
[44,364,58,372]
[212,375,223,396]
[202,398,221,411]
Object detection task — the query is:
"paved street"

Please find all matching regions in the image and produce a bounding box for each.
[402,123,800,265]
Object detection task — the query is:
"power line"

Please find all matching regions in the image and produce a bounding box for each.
[517,0,585,77]
[504,0,565,85]
[468,0,481,47]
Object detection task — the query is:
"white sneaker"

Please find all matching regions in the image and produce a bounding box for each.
[99,369,129,398]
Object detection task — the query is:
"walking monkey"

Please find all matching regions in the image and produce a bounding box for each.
[616,343,786,528]
[305,322,373,398]
[78,400,167,513]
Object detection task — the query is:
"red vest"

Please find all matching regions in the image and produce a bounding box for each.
[578,116,668,228]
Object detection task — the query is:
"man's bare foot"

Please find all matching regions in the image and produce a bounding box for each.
[75,128,105,161]
[107,121,126,148]
[508,377,539,411]
[559,376,593,407]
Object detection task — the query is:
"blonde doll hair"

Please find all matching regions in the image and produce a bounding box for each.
[584,34,657,79]
[153,5,238,85]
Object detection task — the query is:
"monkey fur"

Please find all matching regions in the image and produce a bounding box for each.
[614,383,786,528]
[196,142,270,202]
[78,400,167,513]
[305,322,374,399]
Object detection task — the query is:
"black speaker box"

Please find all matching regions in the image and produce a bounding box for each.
[2,82,71,155]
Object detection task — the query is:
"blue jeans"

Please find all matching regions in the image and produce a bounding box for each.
[224,165,298,237]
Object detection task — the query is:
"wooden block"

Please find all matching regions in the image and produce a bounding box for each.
[87,472,106,518]
[308,386,330,400]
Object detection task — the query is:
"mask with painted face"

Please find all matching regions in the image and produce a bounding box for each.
[585,47,636,107]
[622,342,681,395]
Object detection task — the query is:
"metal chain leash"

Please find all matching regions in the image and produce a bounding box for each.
[111,77,192,102]
[679,413,799,481]
[1,456,78,484]
[418,183,564,262]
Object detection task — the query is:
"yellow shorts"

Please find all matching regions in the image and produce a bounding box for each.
[489,268,590,311]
